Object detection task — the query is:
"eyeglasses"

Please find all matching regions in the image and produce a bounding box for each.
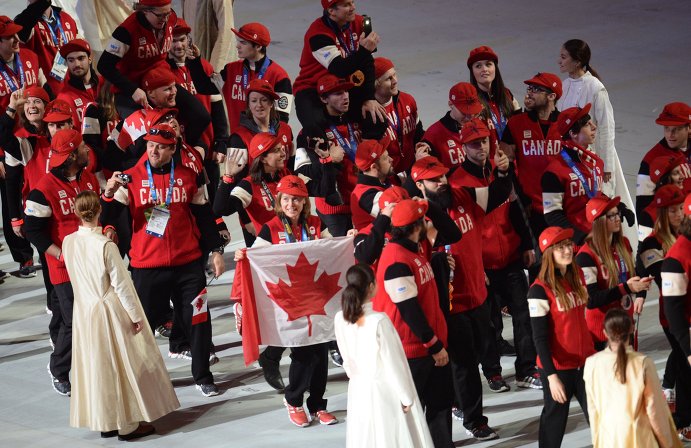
[553,240,574,252]
[149,128,175,140]
[605,211,622,221]
[146,9,172,19]
[526,85,549,94]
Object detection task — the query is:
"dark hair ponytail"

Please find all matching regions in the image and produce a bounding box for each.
[563,39,601,80]
[604,308,633,384]
[341,263,375,324]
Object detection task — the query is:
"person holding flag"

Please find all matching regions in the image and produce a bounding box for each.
[101,122,225,397]
[234,175,345,428]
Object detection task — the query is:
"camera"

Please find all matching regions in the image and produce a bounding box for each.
[362,15,372,36]
[117,173,132,184]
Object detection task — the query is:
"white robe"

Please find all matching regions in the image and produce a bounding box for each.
[559,72,638,253]
[63,226,179,432]
[334,304,433,448]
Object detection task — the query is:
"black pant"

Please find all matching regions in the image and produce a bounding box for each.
[447,307,491,430]
[0,180,33,265]
[262,345,287,362]
[132,259,213,385]
[662,327,678,390]
[664,327,691,427]
[487,261,537,377]
[316,211,352,237]
[284,342,329,412]
[538,368,589,448]
[49,282,74,382]
[407,356,454,448]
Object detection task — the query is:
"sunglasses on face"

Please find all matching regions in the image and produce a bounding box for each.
[146,9,172,19]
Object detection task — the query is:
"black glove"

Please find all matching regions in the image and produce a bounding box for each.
[618,202,636,227]
[212,138,228,156]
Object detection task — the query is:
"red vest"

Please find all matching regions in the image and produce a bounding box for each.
[449,163,521,270]
[422,118,465,169]
[170,58,214,151]
[56,73,101,128]
[543,145,604,233]
[578,239,635,342]
[382,92,419,173]
[315,122,361,215]
[263,215,323,244]
[122,154,202,268]
[221,58,291,133]
[505,112,562,213]
[0,49,42,113]
[350,180,385,232]
[293,15,365,94]
[531,277,595,370]
[20,9,78,94]
[31,170,98,284]
[109,12,176,90]
[373,240,448,359]
[14,128,51,201]
[234,169,291,233]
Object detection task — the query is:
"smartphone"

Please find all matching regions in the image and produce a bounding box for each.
[362,15,372,36]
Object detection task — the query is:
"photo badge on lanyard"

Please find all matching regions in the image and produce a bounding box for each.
[145,160,175,238]
[47,15,68,81]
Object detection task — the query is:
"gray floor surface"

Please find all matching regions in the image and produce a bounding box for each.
[1,0,689,446]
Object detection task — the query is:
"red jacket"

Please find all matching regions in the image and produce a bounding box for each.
[422,113,465,169]
[0,49,42,113]
[232,169,291,233]
[170,58,214,150]
[382,91,420,173]
[56,70,101,129]
[259,215,323,244]
[350,173,386,231]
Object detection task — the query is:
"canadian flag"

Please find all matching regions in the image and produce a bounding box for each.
[191,288,208,325]
[233,237,354,366]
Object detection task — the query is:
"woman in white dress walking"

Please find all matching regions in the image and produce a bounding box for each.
[334,263,433,448]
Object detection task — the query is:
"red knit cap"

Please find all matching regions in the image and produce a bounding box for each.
[59,38,91,57]
[374,57,395,80]
[43,99,74,123]
[460,118,490,144]
[448,82,482,115]
[391,199,428,227]
[378,186,409,210]
[141,66,176,90]
[277,175,308,197]
[467,46,498,68]
[172,17,192,36]
[23,86,50,104]
[655,102,691,126]
[654,185,686,208]
[411,156,449,181]
[138,0,172,7]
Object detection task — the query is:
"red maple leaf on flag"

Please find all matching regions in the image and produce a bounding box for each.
[265,252,342,336]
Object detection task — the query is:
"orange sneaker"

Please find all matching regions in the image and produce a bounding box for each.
[284,398,310,427]
[310,410,338,425]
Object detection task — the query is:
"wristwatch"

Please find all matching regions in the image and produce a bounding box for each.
[211,245,225,255]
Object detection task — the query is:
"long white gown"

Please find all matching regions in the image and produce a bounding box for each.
[334,304,433,448]
[559,71,638,252]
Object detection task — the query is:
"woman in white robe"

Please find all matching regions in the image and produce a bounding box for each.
[334,264,433,448]
[63,191,179,441]
[558,39,638,252]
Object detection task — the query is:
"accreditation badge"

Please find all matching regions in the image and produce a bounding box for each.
[49,52,68,81]
[145,205,170,238]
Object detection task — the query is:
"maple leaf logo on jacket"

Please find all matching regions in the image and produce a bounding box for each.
[265,252,342,336]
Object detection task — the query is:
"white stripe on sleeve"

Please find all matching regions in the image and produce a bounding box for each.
[384,275,418,303]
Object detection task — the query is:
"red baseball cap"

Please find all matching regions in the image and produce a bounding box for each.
[524,72,563,99]
[321,0,343,9]
[23,86,50,104]
[43,99,74,123]
[355,138,389,171]
[538,226,574,252]
[378,186,409,210]
[249,132,281,159]
[655,102,691,126]
[460,118,490,144]
[145,107,178,127]
[685,193,691,216]
[144,123,177,145]
[317,74,354,96]
[650,153,686,184]
[141,66,176,90]
[391,199,428,227]
[411,156,449,181]
[138,0,171,6]
[0,16,22,38]
[467,45,498,68]
[49,128,81,168]
[173,17,192,36]
[654,184,686,208]
[556,104,592,137]
[585,193,621,223]
[231,22,270,47]
[277,175,308,198]
[374,57,395,80]
[59,38,91,57]
[449,82,483,115]
[247,78,279,100]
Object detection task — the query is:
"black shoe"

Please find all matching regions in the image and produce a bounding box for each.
[258,351,285,391]
[118,423,155,441]
[155,320,173,338]
[51,377,71,396]
[329,349,343,367]
[0,269,9,283]
[466,424,498,441]
[196,383,220,397]
[17,261,37,278]
[498,339,516,356]
[100,430,118,438]
[451,407,464,422]
[487,375,510,393]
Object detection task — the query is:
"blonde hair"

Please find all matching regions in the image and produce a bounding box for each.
[653,206,678,254]
[274,191,311,221]
[74,191,101,223]
[538,246,588,311]
[586,216,635,288]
